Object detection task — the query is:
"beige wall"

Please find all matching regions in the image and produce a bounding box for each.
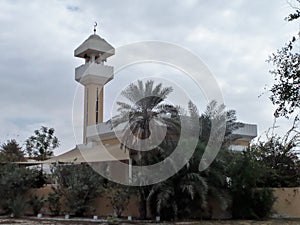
[29,185,139,217]
[272,188,300,218]
[91,194,139,218]
[28,185,227,219]
[26,186,53,215]
[29,186,300,219]
[231,139,250,146]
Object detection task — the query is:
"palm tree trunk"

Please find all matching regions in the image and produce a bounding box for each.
[138,137,147,220]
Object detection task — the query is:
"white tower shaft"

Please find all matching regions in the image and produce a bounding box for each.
[74,33,115,143]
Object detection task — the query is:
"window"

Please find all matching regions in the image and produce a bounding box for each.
[96,87,99,124]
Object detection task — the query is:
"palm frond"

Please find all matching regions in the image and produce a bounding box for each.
[137,80,145,96]
[116,101,132,111]
[151,82,162,96]
[145,80,154,97]
[188,100,199,118]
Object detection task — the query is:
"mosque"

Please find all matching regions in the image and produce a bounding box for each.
[43,27,257,183]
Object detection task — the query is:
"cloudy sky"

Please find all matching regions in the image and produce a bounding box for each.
[0,0,298,155]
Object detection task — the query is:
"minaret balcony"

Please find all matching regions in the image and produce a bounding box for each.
[75,63,114,85]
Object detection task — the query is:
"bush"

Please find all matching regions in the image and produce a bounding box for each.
[8,195,27,218]
[28,194,46,215]
[254,136,300,188]
[107,182,130,217]
[251,188,276,219]
[47,187,61,216]
[0,164,42,213]
[52,163,104,216]
[232,188,275,219]
[229,149,276,219]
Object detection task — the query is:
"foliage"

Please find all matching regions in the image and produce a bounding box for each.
[109,79,278,220]
[52,163,104,216]
[0,164,41,214]
[110,81,239,220]
[107,215,120,225]
[148,142,233,220]
[267,0,300,117]
[203,149,232,218]
[250,188,276,219]
[228,119,300,219]
[47,187,62,216]
[255,138,300,188]
[25,126,59,160]
[28,194,46,215]
[106,182,130,217]
[32,171,47,188]
[199,100,244,147]
[148,101,238,220]
[148,160,208,220]
[228,149,276,219]
[8,195,27,218]
[109,80,175,219]
[0,139,25,162]
[254,119,300,187]
[110,80,175,162]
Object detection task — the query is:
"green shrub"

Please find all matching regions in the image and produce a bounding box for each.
[8,195,27,218]
[52,163,104,216]
[107,215,120,225]
[229,149,276,219]
[47,187,61,216]
[0,164,42,213]
[232,188,275,219]
[107,182,130,217]
[251,188,276,219]
[253,136,300,188]
[28,194,46,215]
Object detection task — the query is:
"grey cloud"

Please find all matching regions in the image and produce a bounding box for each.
[0,0,296,154]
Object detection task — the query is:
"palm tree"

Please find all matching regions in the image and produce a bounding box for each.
[109,80,175,219]
[147,101,208,220]
[148,161,208,220]
[148,101,239,220]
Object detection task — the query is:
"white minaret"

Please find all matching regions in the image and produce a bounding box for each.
[74,25,115,144]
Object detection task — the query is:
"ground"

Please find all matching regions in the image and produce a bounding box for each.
[1,218,300,225]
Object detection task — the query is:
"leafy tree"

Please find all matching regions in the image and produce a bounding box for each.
[0,139,25,162]
[227,149,276,219]
[25,126,59,160]
[228,119,299,219]
[106,182,131,217]
[255,138,300,187]
[267,0,300,117]
[0,164,42,214]
[255,119,300,187]
[109,80,175,219]
[52,163,104,216]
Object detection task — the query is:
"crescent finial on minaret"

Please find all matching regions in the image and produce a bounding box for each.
[94,22,97,34]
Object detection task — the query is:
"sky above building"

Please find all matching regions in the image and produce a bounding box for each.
[0,0,299,155]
